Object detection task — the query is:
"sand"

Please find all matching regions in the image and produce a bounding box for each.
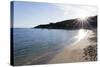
[48,30,95,63]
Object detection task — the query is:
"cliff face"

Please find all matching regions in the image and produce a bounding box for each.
[34,16,97,29]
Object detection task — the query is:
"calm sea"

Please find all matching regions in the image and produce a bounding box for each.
[13,28,79,65]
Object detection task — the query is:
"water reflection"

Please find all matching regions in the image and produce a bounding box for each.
[74,29,88,43]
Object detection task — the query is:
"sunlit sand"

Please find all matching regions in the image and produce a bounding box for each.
[48,29,95,63]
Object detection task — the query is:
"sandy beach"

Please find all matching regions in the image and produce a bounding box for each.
[49,30,96,64]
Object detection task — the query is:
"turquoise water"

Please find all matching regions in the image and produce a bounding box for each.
[13,28,79,65]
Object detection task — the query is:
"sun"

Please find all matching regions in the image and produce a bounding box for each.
[77,17,88,23]
[73,10,91,29]
[78,16,88,21]
[77,10,89,20]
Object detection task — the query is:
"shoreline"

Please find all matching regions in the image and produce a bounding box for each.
[48,29,97,63]
[14,29,97,66]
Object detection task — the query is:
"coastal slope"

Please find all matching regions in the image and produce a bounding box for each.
[34,16,97,29]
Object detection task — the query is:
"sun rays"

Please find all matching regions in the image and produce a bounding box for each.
[72,15,94,29]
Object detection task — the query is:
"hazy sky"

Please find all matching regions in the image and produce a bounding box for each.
[13,1,97,28]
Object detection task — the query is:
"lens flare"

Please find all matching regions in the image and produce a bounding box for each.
[73,15,93,29]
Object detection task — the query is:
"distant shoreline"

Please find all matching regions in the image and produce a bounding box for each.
[34,16,97,30]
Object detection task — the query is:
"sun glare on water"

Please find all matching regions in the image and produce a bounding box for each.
[76,29,88,41]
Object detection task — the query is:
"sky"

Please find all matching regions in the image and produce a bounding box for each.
[12,1,97,28]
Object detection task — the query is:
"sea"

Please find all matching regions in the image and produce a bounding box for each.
[13,28,84,65]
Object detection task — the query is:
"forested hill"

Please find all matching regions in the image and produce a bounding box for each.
[34,16,97,29]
